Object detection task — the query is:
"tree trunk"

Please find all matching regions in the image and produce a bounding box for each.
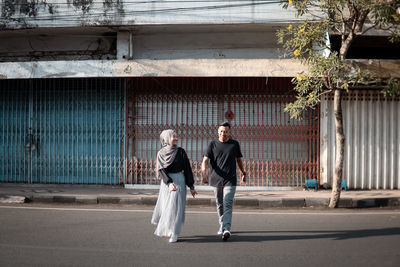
[329,89,345,208]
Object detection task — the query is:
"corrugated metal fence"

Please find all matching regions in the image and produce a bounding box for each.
[0,79,124,184]
[320,90,400,189]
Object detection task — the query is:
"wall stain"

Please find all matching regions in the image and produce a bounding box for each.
[20,0,39,17]
[42,72,79,78]
[103,0,125,17]
[72,0,94,14]
[1,0,54,18]
[48,3,54,14]
[103,0,113,9]
[1,0,16,18]
[1,0,126,29]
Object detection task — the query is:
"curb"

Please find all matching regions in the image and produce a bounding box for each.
[305,198,330,207]
[235,198,259,207]
[282,198,305,208]
[187,198,212,206]
[76,196,98,204]
[98,197,121,204]
[259,199,282,208]
[1,194,400,209]
[0,195,26,204]
[53,196,76,203]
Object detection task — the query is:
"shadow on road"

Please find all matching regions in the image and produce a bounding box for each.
[179,227,400,243]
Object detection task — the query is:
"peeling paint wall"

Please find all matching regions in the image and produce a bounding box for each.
[0,27,117,61]
[114,24,283,60]
[0,24,283,62]
[0,0,301,29]
[0,60,114,78]
[0,58,307,79]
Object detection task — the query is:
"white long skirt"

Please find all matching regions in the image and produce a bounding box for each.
[151,172,187,237]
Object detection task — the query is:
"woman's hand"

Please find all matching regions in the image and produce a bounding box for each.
[190,189,198,198]
[169,183,177,191]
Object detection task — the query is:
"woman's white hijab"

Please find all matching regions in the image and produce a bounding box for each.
[156,129,178,177]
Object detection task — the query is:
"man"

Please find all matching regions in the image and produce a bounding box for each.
[201,122,246,241]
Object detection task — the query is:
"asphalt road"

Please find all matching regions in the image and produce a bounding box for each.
[0,204,399,267]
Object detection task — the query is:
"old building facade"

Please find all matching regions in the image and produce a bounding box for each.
[1,1,399,189]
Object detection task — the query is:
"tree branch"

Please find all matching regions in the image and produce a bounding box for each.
[355,9,370,34]
[308,11,328,20]
[341,20,346,46]
[361,24,377,35]
[323,78,330,91]
[317,89,334,98]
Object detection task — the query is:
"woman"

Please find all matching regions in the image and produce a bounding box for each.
[151,129,197,243]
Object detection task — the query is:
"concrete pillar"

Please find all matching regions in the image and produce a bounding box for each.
[117,32,131,60]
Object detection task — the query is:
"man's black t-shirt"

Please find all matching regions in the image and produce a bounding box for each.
[205,139,243,187]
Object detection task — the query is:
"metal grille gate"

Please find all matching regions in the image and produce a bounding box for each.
[126,77,319,187]
[0,78,124,184]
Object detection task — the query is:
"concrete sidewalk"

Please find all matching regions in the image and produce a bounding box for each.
[0,183,400,208]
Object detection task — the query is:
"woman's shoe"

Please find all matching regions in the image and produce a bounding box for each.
[169,234,178,243]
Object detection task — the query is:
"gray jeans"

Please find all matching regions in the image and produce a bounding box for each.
[213,186,236,232]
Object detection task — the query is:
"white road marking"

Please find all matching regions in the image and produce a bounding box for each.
[0,205,399,216]
[0,243,134,253]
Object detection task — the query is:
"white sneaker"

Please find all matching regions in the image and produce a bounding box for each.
[222,230,231,241]
[217,224,223,235]
[169,234,178,243]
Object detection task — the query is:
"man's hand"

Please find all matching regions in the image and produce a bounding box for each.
[240,172,246,184]
[201,157,209,184]
[201,169,209,184]
[236,158,246,185]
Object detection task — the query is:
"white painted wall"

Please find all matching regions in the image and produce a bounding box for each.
[0,0,302,29]
[320,90,400,189]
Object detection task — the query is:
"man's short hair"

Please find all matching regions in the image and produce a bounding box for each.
[218,122,231,128]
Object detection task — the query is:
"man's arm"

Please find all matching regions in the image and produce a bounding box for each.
[236,157,246,184]
[201,157,209,184]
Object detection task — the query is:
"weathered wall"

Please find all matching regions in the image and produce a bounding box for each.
[0,23,304,75]
[1,59,400,79]
[0,0,301,29]
[0,27,116,61]
[117,24,283,60]
[0,58,306,78]
[131,27,280,60]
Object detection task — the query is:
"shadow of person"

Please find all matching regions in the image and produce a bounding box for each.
[179,227,400,243]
